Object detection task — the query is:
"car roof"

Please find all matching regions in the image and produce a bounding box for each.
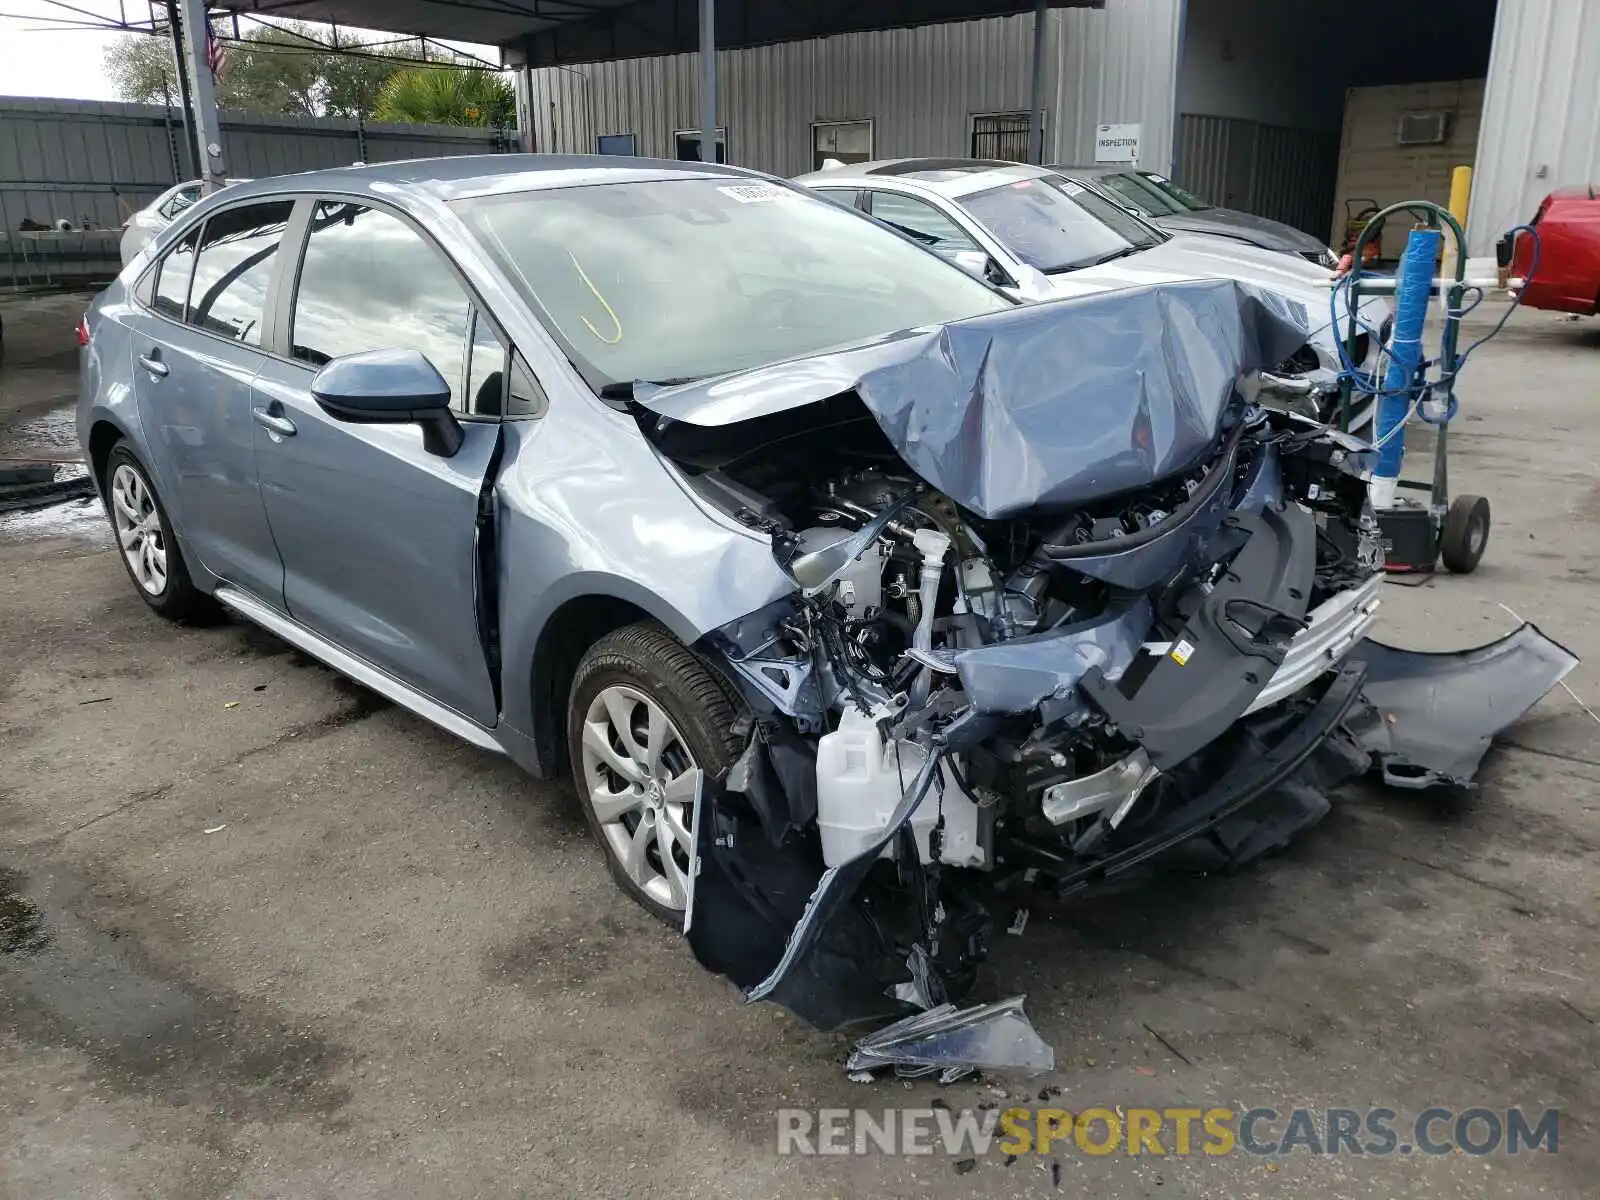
[1048,164,1120,177]
[795,157,1056,199]
[207,154,756,207]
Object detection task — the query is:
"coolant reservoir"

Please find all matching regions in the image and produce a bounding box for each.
[814,707,985,868]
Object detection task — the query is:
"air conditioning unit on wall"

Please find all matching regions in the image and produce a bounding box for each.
[1397,111,1451,146]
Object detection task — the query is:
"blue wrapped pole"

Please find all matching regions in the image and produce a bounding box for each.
[1372,228,1441,501]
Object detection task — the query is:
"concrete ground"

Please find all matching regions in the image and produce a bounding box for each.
[1,288,1596,1199]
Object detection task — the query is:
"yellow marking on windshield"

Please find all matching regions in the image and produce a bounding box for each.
[568,250,623,344]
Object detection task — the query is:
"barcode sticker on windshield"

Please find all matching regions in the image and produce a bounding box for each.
[719,183,788,203]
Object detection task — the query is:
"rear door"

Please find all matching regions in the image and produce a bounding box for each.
[122,199,296,604]
[250,198,505,727]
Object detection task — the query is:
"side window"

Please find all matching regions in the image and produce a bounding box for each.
[151,227,199,320]
[506,351,548,418]
[865,191,980,259]
[186,201,293,346]
[290,202,472,408]
[465,310,507,417]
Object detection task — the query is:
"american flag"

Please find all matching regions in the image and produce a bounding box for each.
[205,25,227,76]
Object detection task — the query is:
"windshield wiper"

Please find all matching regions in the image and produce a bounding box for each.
[878,219,940,246]
[1041,244,1148,274]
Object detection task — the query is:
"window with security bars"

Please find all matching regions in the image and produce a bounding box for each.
[970,112,1037,163]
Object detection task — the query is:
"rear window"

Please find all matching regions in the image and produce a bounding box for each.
[151,229,198,320]
[186,201,293,345]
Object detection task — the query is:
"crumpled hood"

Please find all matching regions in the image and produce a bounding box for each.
[1152,207,1331,258]
[635,277,1310,519]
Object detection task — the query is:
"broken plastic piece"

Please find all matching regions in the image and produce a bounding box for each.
[846,996,1055,1077]
[1350,623,1579,787]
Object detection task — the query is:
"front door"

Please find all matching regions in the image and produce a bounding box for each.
[251,199,505,728]
[123,200,295,605]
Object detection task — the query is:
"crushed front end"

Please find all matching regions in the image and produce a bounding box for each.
[633,280,1576,1033]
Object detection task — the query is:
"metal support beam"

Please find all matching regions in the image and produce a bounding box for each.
[512,63,535,153]
[698,0,716,162]
[163,0,197,181]
[175,0,227,193]
[1027,0,1048,164]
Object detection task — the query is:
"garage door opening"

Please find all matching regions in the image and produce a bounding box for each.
[1173,0,1501,254]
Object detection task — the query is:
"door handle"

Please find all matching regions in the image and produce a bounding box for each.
[252,407,297,437]
[136,353,168,378]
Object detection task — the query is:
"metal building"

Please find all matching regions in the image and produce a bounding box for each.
[190,0,1595,262]
[519,2,1181,180]
[509,0,1596,259]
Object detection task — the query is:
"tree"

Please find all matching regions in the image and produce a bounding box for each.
[101,21,505,125]
[371,67,514,128]
[105,30,178,104]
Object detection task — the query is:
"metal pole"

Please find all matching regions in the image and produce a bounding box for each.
[698,0,717,162]
[164,0,196,180]
[175,0,227,193]
[512,63,536,153]
[1027,0,1048,164]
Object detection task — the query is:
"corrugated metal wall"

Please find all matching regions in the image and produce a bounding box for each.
[1053,0,1183,174]
[1331,80,1485,259]
[529,15,1051,176]
[1,97,507,284]
[1176,114,1338,239]
[1469,0,1600,257]
[528,3,1185,178]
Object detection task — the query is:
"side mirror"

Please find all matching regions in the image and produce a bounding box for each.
[310,348,463,457]
[952,249,1013,289]
[952,249,990,278]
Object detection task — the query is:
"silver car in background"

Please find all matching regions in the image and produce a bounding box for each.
[1060,164,1342,268]
[796,158,1389,429]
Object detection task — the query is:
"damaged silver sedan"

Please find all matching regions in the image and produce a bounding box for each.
[78,156,1576,1039]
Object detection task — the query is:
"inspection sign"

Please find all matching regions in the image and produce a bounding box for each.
[1095,123,1142,162]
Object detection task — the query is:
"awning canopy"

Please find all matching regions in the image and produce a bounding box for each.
[209,0,1103,67]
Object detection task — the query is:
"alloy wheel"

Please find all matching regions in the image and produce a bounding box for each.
[109,463,167,595]
[579,684,699,911]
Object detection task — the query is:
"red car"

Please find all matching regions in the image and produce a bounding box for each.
[1511,186,1600,315]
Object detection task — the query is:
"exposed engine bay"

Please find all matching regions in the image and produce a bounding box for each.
[629,278,1578,1034]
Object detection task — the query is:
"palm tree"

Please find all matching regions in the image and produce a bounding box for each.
[372,67,514,128]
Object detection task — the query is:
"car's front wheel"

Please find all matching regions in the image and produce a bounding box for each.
[567,623,745,924]
[104,441,214,621]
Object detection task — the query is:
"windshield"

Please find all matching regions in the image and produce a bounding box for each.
[453,178,1010,389]
[961,175,1164,274]
[1097,172,1186,217]
[1138,171,1212,212]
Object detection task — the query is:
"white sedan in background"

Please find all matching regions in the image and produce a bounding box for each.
[796,158,1391,430]
[119,179,248,265]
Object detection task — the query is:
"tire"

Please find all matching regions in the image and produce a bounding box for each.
[1439,494,1491,574]
[567,622,746,924]
[103,441,216,621]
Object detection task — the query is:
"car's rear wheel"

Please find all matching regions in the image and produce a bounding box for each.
[104,441,214,621]
[567,623,745,924]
